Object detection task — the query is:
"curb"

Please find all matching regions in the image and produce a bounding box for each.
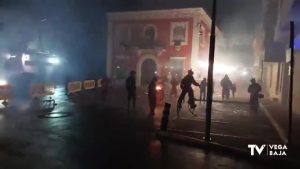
[156,131,298,168]
[156,130,247,154]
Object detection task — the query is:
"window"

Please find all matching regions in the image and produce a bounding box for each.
[170,22,188,45]
[143,25,157,41]
[115,24,131,48]
[144,26,155,41]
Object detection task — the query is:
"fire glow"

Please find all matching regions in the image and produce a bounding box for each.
[197,60,237,74]
[156,85,162,91]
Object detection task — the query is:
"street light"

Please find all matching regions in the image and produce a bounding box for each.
[205,0,217,142]
[47,57,60,65]
[0,79,7,85]
[241,70,248,76]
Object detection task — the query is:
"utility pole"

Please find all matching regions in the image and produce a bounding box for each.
[205,0,217,142]
[288,21,294,146]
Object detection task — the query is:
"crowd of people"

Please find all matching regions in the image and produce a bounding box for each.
[124,69,262,116]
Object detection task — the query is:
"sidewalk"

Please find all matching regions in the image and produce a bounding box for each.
[150,94,300,166]
[260,99,300,158]
[154,98,283,147]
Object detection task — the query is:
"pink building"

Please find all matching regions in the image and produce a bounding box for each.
[106,8,220,86]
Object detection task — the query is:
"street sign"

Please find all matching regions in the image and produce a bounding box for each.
[84,80,95,90]
[0,85,12,100]
[68,81,82,94]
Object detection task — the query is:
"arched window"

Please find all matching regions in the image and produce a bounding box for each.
[144,25,157,41]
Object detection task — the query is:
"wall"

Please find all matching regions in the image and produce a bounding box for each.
[293,51,300,114]
[262,0,300,114]
[111,17,194,63]
[109,17,210,81]
[106,8,217,85]
[263,51,300,114]
[280,62,290,107]
[253,24,265,81]
[109,17,196,86]
[263,62,282,101]
[263,0,286,62]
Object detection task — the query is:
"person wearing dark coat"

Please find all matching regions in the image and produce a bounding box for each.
[177,70,200,115]
[200,78,207,102]
[169,74,179,97]
[220,74,233,100]
[231,83,237,98]
[148,76,158,116]
[248,78,262,106]
[100,76,110,101]
[126,71,136,111]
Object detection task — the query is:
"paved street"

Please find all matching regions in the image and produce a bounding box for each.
[0,86,285,169]
[157,97,282,149]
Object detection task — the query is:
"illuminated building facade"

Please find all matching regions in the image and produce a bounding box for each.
[106,8,221,86]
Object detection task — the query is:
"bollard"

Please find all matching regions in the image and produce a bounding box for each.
[160,103,171,131]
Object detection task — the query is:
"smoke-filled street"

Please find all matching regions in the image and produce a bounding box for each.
[1,0,300,168]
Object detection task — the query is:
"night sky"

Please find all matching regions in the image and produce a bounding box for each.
[0,0,263,80]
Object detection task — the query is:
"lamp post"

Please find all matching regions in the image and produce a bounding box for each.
[205,0,217,142]
[288,21,295,146]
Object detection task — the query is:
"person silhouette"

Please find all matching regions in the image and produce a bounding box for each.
[148,76,158,116]
[126,70,136,111]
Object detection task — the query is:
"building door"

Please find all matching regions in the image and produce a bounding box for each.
[141,59,157,85]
